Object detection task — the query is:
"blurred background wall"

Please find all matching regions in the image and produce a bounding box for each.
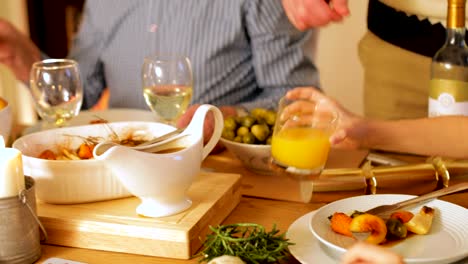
[317,1,367,115]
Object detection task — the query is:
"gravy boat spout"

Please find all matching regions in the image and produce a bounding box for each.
[92,104,224,218]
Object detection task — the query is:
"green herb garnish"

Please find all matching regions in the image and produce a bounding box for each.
[198,223,294,264]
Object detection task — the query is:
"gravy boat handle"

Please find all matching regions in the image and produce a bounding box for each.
[184,104,224,160]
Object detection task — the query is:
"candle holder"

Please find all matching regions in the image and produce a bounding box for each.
[0,176,47,264]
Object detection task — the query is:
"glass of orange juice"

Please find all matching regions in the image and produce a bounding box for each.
[270,96,338,181]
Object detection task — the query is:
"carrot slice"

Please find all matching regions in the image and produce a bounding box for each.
[390,211,414,224]
[39,149,57,160]
[78,143,95,159]
[330,212,353,237]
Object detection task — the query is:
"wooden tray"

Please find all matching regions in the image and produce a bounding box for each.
[37,172,242,259]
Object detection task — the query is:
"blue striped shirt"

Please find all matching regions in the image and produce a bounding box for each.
[69,0,320,110]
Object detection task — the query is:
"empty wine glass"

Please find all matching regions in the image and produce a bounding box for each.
[141,54,193,126]
[29,59,83,128]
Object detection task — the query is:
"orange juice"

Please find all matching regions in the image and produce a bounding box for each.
[271,127,331,170]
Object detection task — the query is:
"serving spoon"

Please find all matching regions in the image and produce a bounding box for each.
[93,127,186,155]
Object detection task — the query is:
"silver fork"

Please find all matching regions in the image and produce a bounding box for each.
[364,182,468,216]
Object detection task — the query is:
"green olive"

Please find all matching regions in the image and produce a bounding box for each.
[242,133,256,144]
[234,136,243,143]
[240,116,256,128]
[224,117,238,131]
[237,126,250,137]
[251,108,268,119]
[386,218,407,239]
[251,124,270,142]
[264,110,277,126]
[222,129,236,141]
[266,136,272,145]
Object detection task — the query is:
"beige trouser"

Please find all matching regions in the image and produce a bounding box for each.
[358,31,431,120]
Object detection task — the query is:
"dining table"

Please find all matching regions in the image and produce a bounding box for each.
[8,124,467,264]
[7,120,468,264]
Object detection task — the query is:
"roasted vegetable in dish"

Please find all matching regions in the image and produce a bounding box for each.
[329,212,353,237]
[404,206,435,235]
[36,134,149,161]
[349,213,388,245]
[328,206,435,245]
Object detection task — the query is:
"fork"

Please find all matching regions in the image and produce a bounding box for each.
[364,182,468,216]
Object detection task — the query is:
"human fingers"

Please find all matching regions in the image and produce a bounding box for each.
[331,0,350,16]
[282,0,339,30]
[341,242,404,264]
[286,87,330,102]
[176,104,200,129]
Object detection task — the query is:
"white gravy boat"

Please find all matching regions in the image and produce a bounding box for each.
[93,104,223,217]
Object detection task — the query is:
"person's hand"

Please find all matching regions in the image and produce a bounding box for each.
[0,18,41,83]
[341,242,405,264]
[176,104,237,153]
[285,87,368,150]
[282,0,350,30]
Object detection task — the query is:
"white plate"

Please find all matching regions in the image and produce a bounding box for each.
[310,194,468,264]
[23,108,158,135]
[287,211,336,264]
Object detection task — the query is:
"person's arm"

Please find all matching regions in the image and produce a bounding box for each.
[287,87,468,159]
[240,0,320,110]
[282,0,350,30]
[67,2,107,110]
[358,116,468,159]
[0,18,41,83]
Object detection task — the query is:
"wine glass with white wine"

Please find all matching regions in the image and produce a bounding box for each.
[142,54,193,126]
[29,59,83,129]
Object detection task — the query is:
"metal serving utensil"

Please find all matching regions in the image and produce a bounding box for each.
[135,128,184,147]
[351,182,468,241]
[365,182,468,217]
[93,127,185,155]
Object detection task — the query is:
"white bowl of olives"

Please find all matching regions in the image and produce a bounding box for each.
[220,108,276,175]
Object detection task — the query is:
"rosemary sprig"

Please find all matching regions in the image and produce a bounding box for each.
[198,223,294,264]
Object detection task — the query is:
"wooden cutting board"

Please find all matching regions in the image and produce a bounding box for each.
[37,172,242,259]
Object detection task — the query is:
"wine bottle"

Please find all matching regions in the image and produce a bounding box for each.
[429,0,468,117]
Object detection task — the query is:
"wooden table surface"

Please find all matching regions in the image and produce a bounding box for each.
[32,148,468,264]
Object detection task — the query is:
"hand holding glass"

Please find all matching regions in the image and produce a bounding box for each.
[29,59,83,128]
[142,54,193,125]
[270,96,338,180]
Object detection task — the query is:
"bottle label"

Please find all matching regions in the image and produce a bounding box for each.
[428,79,468,117]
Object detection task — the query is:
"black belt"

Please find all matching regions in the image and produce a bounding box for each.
[367,0,467,58]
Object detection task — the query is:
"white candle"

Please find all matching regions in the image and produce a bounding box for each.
[0,147,26,198]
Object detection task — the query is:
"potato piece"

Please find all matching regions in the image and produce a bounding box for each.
[404,206,435,235]
[62,149,80,160]
[390,210,414,224]
[349,213,387,245]
[38,149,57,160]
[330,212,353,237]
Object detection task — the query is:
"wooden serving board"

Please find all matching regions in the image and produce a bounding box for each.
[37,172,242,260]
